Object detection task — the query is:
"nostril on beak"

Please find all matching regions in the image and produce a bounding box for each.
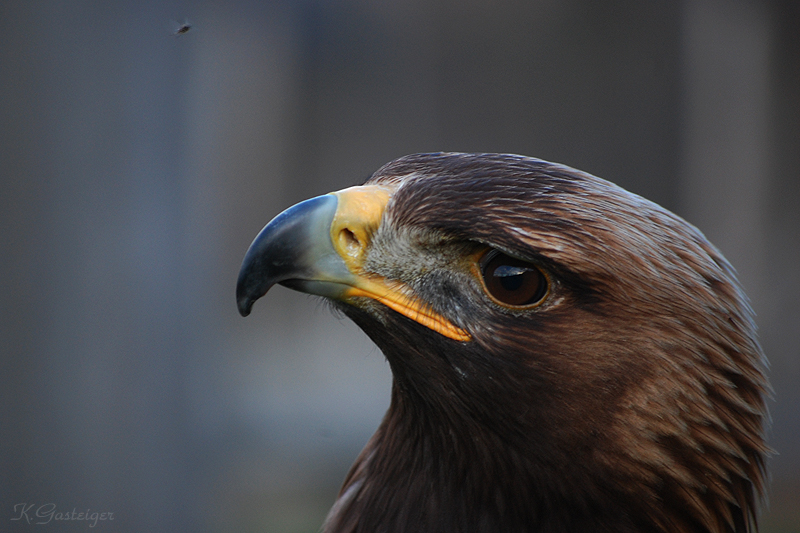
[340,227,361,255]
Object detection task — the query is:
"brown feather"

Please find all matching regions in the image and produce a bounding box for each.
[307,153,769,532]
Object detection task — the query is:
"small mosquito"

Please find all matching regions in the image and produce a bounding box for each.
[172,19,192,36]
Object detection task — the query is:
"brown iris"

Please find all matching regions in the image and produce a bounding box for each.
[480,250,548,307]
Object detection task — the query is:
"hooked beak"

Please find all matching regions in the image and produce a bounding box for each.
[236,185,471,342]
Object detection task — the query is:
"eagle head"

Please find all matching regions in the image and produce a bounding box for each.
[237,153,769,533]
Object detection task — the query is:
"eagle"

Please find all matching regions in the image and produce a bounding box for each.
[236,153,769,533]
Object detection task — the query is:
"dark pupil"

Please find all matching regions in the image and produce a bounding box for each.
[494,265,528,291]
[482,252,546,307]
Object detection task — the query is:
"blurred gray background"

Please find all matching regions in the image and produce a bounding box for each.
[2,1,798,531]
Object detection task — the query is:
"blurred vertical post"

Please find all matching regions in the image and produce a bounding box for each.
[679,0,770,310]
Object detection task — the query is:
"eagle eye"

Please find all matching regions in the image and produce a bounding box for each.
[480,250,548,308]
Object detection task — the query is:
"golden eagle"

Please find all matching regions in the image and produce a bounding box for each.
[237,153,769,533]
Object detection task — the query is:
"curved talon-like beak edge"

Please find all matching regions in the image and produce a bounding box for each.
[236,185,471,342]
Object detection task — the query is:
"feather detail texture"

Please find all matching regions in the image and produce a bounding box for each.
[241,153,770,533]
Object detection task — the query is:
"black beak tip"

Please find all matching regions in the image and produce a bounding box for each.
[235,268,261,317]
[237,298,253,317]
[235,194,339,319]
[236,273,265,317]
[236,285,252,317]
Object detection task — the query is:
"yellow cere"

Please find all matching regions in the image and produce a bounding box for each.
[329,184,472,343]
[330,185,396,271]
